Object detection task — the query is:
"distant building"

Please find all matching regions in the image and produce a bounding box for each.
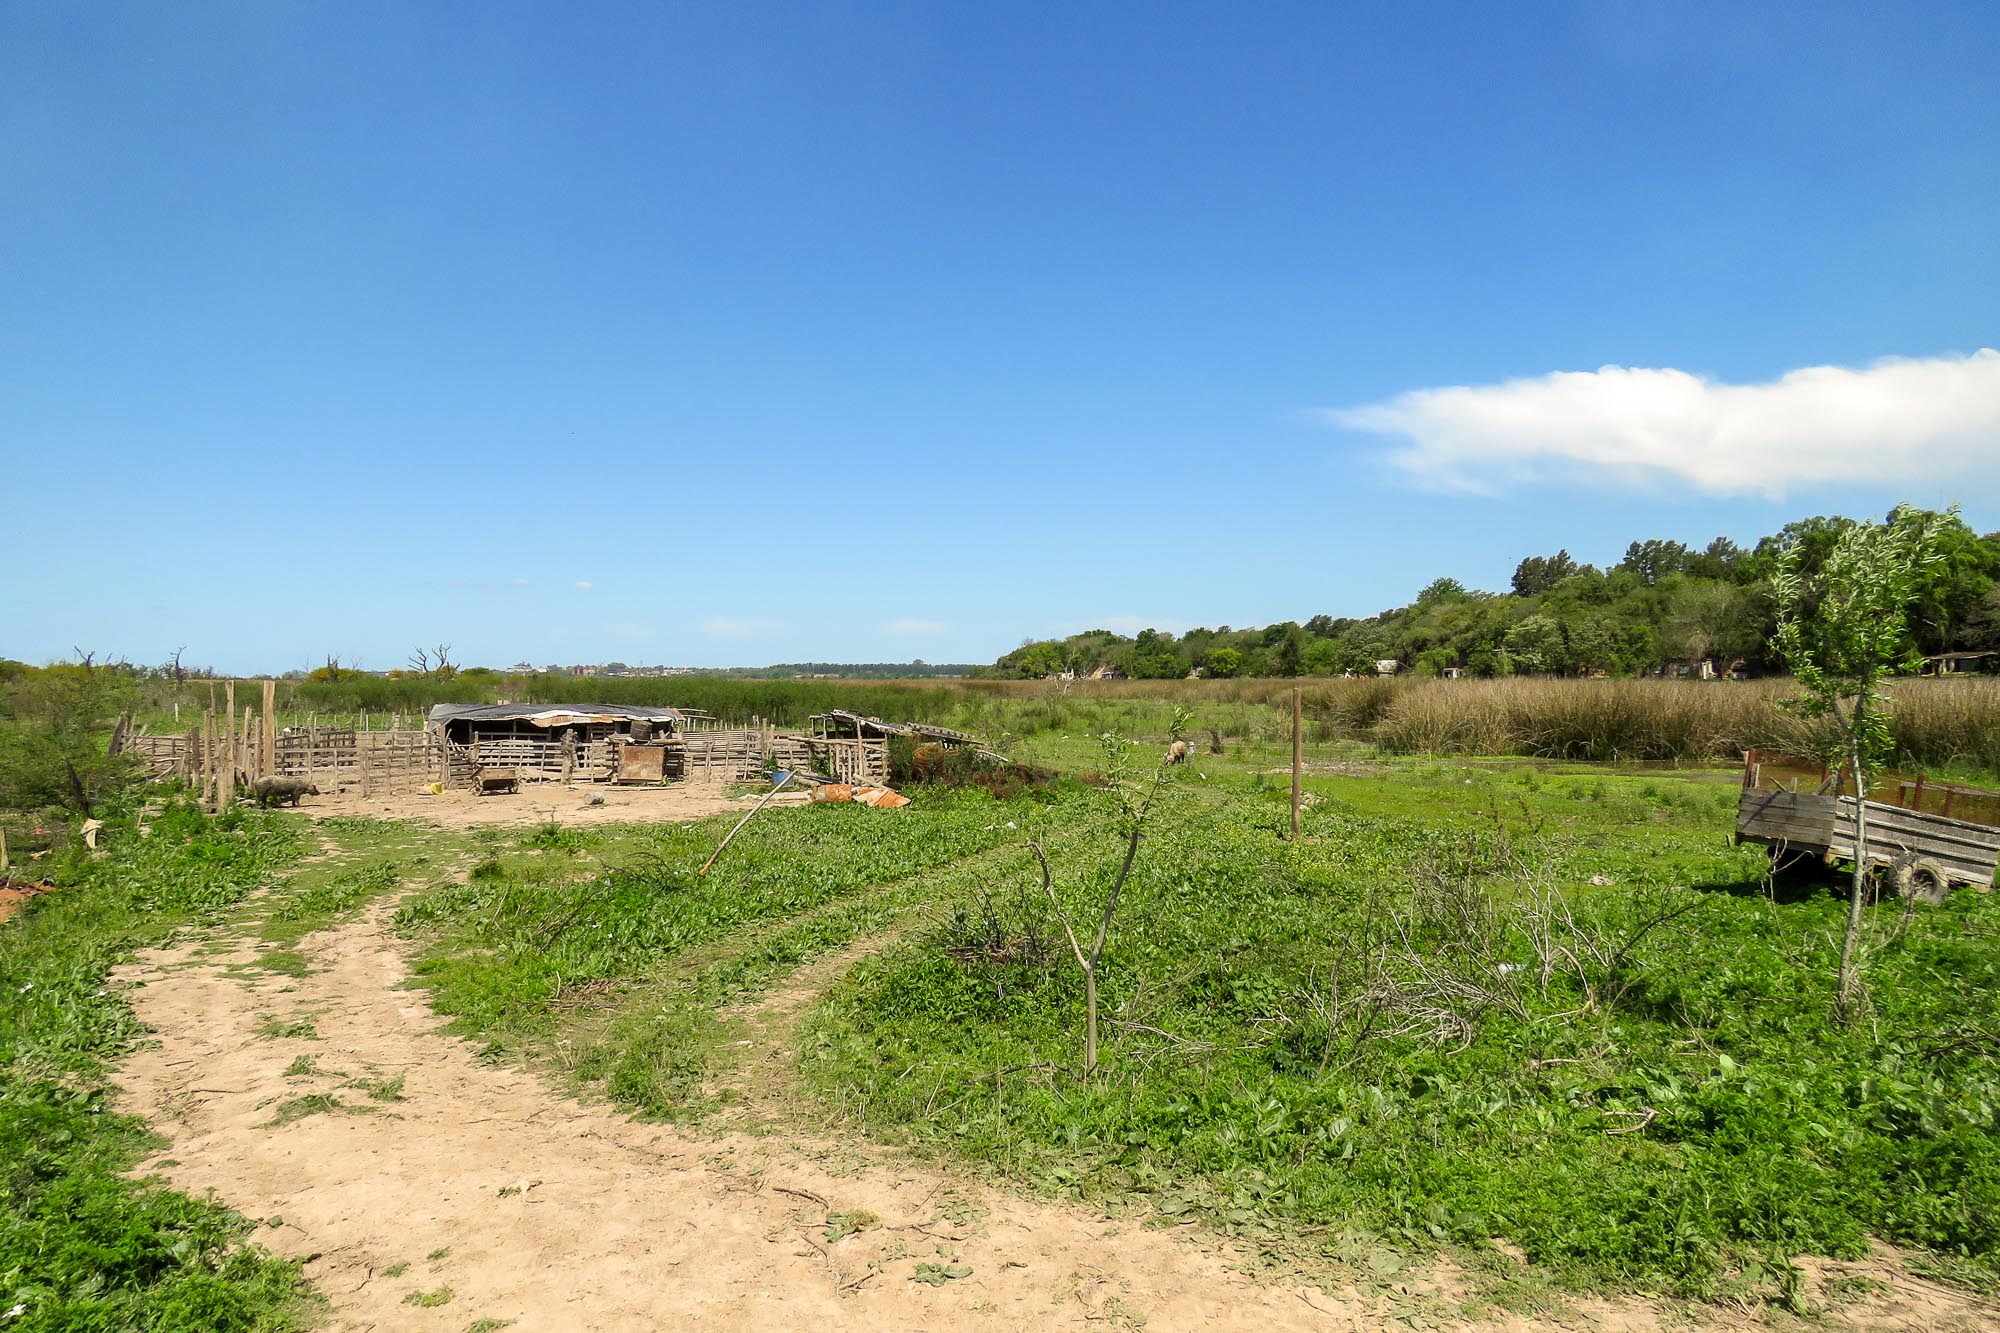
[1922,651,1995,676]
[1375,659,1401,676]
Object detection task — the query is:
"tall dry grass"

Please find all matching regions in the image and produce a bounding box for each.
[1373,679,1798,762]
[1883,676,2000,774]
[963,674,2000,773]
[212,668,2000,775]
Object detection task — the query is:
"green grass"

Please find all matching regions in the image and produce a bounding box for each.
[383,753,2000,1306]
[393,784,1109,1117]
[0,795,314,1331]
[371,755,2000,1308]
[802,766,2000,1302]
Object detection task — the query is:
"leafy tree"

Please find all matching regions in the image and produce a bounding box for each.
[1771,504,1952,1021]
[0,662,143,817]
[1272,627,1305,678]
[1687,536,1749,582]
[1202,647,1243,678]
[1005,642,1066,678]
[1963,586,2000,653]
[1303,614,1352,638]
[1415,577,1468,607]
[1659,579,1740,666]
[1897,508,2000,654]
[1511,549,1579,596]
[1617,539,1692,585]
[308,655,360,683]
[1502,614,1565,674]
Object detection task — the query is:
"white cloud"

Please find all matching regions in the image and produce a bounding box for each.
[574,580,593,590]
[1326,349,2000,499]
[702,617,781,638]
[882,618,948,636]
[510,578,533,588]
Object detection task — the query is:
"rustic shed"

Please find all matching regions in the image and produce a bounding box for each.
[426,703,696,747]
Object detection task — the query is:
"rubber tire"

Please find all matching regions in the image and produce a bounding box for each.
[1890,854,1951,906]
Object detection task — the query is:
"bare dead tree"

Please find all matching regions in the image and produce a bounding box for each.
[410,643,457,680]
[170,646,188,686]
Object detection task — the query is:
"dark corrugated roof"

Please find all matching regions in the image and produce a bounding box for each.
[427,703,685,727]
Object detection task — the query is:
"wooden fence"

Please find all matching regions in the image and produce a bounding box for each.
[121,688,889,806]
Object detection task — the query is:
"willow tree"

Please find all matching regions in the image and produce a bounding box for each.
[1770,504,1951,1020]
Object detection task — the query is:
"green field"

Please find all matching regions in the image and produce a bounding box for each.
[5,712,1997,1322]
[383,744,1999,1308]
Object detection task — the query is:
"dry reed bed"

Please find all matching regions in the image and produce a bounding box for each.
[965,675,2000,771]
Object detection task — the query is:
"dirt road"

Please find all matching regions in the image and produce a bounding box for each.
[109,867,1989,1331]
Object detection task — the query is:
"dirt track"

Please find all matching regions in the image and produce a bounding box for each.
[111,899,1385,1329]
[300,779,748,830]
[109,865,1993,1330]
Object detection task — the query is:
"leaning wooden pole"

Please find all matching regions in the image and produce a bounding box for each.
[1291,686,1303,841]
[699,773,795,876]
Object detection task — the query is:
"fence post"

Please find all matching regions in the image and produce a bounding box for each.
[1291,686,1302,841]
[261,679,277,779]
[223,681,237,803]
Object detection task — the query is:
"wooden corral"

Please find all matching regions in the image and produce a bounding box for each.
[128,693,967,802]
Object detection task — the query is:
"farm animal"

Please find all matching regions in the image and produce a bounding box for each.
[1165,739,1190,766]
[251,777,320,808]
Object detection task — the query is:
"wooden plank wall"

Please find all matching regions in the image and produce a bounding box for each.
[1826,797,2000,885]
[1736,789,1838,847]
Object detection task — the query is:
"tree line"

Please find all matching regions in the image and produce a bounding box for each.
[984,508,2000,680]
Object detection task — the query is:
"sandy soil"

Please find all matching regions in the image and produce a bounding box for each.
[108,883,1996,1331]
[296,781,748,830]
[0,879,55,926]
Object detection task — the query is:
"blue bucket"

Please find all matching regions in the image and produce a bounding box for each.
[770,770,791,786]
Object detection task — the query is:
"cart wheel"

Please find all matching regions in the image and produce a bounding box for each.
[1890,854,1951,906]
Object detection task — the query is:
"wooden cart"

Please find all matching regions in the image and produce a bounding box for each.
[1735,749,2000,902]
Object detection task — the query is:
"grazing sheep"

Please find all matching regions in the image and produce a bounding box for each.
[251,777,320,808]
[1165,739,1190,766]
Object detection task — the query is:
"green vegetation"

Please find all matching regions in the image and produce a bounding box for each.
[394,785,1107,1117]
[1772,505,1955,1019]
[989,507,2000,681]
[0,659,144,819]
[0,798,312,1330]
[805,768,2000,1301]
[387,753,1999,1308]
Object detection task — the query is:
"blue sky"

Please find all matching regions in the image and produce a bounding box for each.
[5,2,1997,673]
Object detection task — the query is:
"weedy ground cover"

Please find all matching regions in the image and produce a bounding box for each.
[392,783,1117,1116]
[387,751,2000,1307]
[0,796,312,1331]
[797,765,2000,1303]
